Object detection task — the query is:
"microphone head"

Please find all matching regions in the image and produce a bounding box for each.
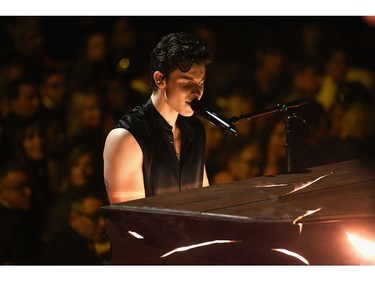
[190,99,203,113]
[190,98,238,136]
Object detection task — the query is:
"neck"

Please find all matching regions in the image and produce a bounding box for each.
[151,92,179,127]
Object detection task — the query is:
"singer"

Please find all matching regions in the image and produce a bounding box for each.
[103,32,214,204]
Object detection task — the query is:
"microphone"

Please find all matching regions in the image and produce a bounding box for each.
[191,99,238,135]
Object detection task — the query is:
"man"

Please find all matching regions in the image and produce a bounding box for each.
[0,165,40,264]
[103,32,213,203]
[1,77,41,161]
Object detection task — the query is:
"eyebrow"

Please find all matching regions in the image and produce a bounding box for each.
[179,75,206,82]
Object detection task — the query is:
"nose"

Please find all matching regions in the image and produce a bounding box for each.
[191,85,203,99]
[192,93,201,100]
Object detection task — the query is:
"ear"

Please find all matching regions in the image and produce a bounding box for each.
[153,71,165,87]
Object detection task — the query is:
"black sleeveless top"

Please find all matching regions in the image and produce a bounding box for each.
[115,98,206,197]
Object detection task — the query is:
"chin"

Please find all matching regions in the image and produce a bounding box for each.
[180,110,195,117]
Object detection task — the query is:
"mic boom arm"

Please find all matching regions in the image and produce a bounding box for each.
[229,99,310,124]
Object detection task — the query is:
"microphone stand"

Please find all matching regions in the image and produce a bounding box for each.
[228,99,310,173]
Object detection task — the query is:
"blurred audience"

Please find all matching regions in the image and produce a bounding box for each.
[242,39,290,110]
[1,77,41,163]
[283,55,323,102]
[68,31,112,93]
[203,118,226,182]
[334,100,375,162]
[42,147,106,242]
[11,122,56,214]
[315,47,349,111]
[259,116,287,176]
[292,101,333,169]
[212,138,263,184]
[65,87,107,169]
[40,190,110,265]
[0,57,27,117]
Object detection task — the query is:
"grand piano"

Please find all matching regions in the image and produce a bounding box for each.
[102,157,375,265]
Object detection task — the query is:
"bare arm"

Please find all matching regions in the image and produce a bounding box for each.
[103,128,145,204]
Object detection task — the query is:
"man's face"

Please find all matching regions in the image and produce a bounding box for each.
[42,74,66,105]
[14,84,40,118]
[164,63,206,117]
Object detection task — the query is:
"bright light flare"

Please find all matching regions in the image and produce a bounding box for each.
[161,240,241,258]
[128,230,144,239]
[271,248,310,265]
[287,172,332,195]
[347,232,375,262]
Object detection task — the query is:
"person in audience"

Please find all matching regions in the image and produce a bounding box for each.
[40,190,110,265]
[0,165,42,264]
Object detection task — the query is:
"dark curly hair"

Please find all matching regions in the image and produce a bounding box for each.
[150,32,213,91]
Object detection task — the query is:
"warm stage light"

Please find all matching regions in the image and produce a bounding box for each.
[347,232,375,263]
[118,58,130,69]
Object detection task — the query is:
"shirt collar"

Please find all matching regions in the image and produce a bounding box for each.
[145,98,173,132]
[145,98,195,141]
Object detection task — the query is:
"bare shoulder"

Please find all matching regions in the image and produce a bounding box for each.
[103,128,142,165]
[105,128,134,143]
[104,128,138,152]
